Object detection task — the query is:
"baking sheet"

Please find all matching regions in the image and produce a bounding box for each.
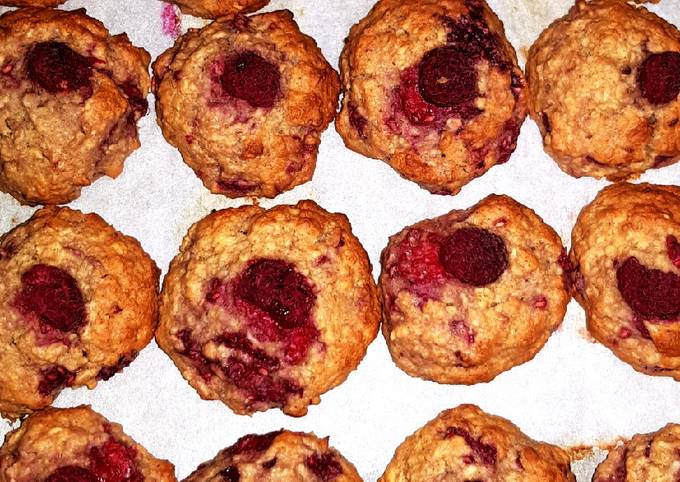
[1,0,679,480]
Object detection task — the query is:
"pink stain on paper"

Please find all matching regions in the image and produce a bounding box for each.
[161,3,181,38]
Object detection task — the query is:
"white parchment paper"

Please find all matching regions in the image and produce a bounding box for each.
[1,1,679,480]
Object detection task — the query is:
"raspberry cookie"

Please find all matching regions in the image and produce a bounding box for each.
[570,183,680,379]
[185,430,361,482]
[0,207,160,420]
[526,0,680,180]
[156,200,380,416]
[593,423,680,482]
[379,404,575,481]
[165,0,269,19]
[0,0,65,6]
[153,11,340,199]
[0,406,176,482]
[0,8,151,205]
[336,0,527,195]
[380,195,569,384]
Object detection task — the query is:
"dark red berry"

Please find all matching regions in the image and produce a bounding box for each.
[25,42,93,94]
[392,230,448,285]
[45,466,98,482]
[443,426,497,466]
[178,329,213,381]
[439,228,508,286]
[96,353,137,381]
[667,235,680,269]
[38,365,75,396]
[222,51,280,108]
[119,82,148,118]
[637,52,680,105]
[219,466,240,482]
[348,102,368,139]
[616,257,680,320]
[444,7,508,70]
[15,264,86,333]
[305,453,343,481]
[227,431,282,456]
[418,46,478,108]
[234,259,316,330]
[217,179,259,195]
[89,438,142,482]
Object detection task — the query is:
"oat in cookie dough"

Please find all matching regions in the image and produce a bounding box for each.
[570,182,680,379]
[165,0,269,19]
[156,200,380,416]
[153,11,340,199]
[185,430,361,482]
[379,195,569,384]
[593,423,680,482]
[0,405,176,482]
[526,0,680,181]
[380,404,575,481]
[0,8,151,205]
[0,207,160,420]
[336,0,526,195]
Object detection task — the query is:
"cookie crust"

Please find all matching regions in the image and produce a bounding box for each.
[166,0,269,19]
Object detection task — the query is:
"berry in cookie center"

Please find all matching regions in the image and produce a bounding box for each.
[616,256,680,321]
[637,51,680,105]
[439,227,508,286]
[418,46,478,108]
[14,264,86,333]
[221,51,280,108]
[45,466,99,482]
[25,41,93,94]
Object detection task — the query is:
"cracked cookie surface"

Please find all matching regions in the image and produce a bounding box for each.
[526,0,680,180]
[380,195,569,384]
[0,207,160,420]
[165,0,269,19]
[0,8,150,205]
[156,200,380,416]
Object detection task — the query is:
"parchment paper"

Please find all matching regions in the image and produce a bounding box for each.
[1,1,679,480]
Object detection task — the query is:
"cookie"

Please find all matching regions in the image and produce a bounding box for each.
[185,430,361,482]
[379,404,575,481]
[379,195,569,384]
[593,423,680,481]
[153,11,340,199]
[0,405,176,482]
[526,0,680,181]
[336,0,527,195]
[0,207,160,420]
[570,182,680,379]
[165,0,269,19]
[0,0,65,6]
[0,8,151,205]
[156,200,380,416]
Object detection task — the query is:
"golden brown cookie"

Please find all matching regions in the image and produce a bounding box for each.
[156,200,380,416]
[184,430,362,482]
[0,0,65,6]
[570,182,680,379]
[0,405,176,482]
[336,0,527,195]
[153,11,340,199]
[379,404,575,482]
[593,423,680,482]
[379,195,569,384]
[165,0,269,19]
[0,207,160,420]
[526,0,680,180]
[0,8,151,205]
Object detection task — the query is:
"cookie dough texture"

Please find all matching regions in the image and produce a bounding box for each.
[593,423,680,482]
[570,183,680,379]
[156,200,380,416]
[0,8,151,205]
[185,430,361,482]
[166,0,269,19]
[153,11,340,199]
[0,406,176,482]
[336,0,527,195]
[0,207,160,420]
[526,0,680,180]
[380,195,569,384]
[379,404,575,481]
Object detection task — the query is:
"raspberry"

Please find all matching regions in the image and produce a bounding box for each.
[616,257,680,320]
[418,46,478,108]
[439,228,508,286]
[637,52,680,105]
[392,230,448,285]
[305,453,343,481]
[348,102,368,139]
[226,431,282,456]
[667,235,680,269]
[45,466,98,482]
[89,438,142,482]
[25,42,93,94]
[222,52,280,108]
[38,365,75,396]
[443,426,497,466]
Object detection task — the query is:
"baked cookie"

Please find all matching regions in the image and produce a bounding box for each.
[0,0,65,6]
[0,406,176,482]
[593,423,680,482]
[156,200,380,416]
[185,430,361,482]
[379,195,569,384]
[526,0,680,180]
[153,11,340,199]
[165,0,269,19]
[0,207,160,420]
[379,404,575,481]
[570,182,680,379]
[0,8,150,206]
[336,0,527,195]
